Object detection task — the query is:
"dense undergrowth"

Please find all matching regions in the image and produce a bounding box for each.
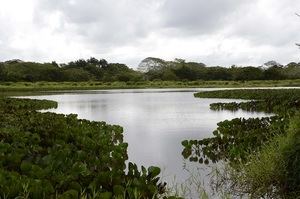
[183,89,300,198]
[0,98,178,199]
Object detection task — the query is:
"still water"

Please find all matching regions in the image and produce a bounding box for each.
[22,88,271,189]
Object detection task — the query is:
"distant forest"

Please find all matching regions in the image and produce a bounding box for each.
[1,57,300,82]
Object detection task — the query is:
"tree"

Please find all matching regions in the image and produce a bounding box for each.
[284,62,300,79]
[264,65,285,80]
[232,66,264,80]
[161,69,178,81]
[174,65,197,80]
[87,57,99,65]
[62,68,92,81]
[51,61,59,67]
[99,59,108,68]
[174,58,185,63]
[74,59,88,68]
[0,63,5,81]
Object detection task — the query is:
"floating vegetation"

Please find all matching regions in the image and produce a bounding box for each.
[194,89,300,114]
[0,98,178,198]
[182,116,287,165]
[183,89,300,198]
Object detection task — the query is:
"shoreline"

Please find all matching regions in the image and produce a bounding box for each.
[1,80,300,92]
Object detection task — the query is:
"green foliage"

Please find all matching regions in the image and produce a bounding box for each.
[0,98,167,198]
[230,114,300,198]
[62,68,94,81]
[0,62,61,82]
[195,89,300,114]
[0,58,142,83]
[209,101,267,112]
[264,65,285,80]
[145,59,300,81]
[188,89,300,198]
[182,116,286,165]
[2,79,300,92]
[194,89,300,100]
[1,58,300,82]
[230,66,264,80]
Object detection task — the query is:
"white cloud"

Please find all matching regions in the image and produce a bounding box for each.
[0,0,299,67]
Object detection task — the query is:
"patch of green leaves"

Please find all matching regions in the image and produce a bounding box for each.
[0,98,167,198]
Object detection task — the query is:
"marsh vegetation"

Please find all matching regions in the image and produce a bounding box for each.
[183,89,300,198]
[1,88,300,198]
[0,97,176,198]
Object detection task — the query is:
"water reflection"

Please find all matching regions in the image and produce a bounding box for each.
[21,89,272,186]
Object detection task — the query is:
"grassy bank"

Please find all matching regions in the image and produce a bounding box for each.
[1,79,300,92]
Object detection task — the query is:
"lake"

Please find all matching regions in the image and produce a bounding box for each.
[20,88,271,194]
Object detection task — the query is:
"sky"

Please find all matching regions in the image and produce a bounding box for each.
[0,0,300,68]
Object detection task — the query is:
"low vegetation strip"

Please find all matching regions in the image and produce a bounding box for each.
[0,98,178,199]
[194,88,300,100]
[183,89,300,198]
[195,89,300,114]
[1,80,300,92]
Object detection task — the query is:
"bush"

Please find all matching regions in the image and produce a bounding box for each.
[230,114,300,198]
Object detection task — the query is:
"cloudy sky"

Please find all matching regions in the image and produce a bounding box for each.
[0,0,300,68]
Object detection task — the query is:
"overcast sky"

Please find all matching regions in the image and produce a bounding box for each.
[0,0,300,68]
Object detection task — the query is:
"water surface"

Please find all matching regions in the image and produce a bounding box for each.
[21,88,271,186]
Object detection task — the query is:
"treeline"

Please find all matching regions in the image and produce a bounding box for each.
[1,58,300,82]
[0,58,143,82]
[145,59,300,81]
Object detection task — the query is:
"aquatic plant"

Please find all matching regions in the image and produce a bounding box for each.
[182,116,286,165]
[184,89,300,198]
[0,98,175,198]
